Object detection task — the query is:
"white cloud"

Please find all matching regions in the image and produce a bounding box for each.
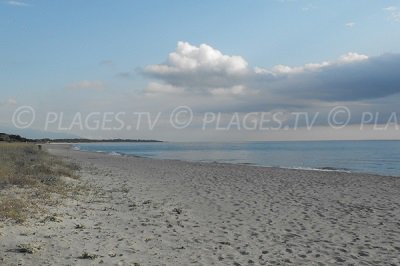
[254,67,269,74]
[143,42,252,95]
[145,82,184,95]
[6,0,29,7]
[145,41,249,76]
[271,61,331,74]
[338,52,368,63]
[302,4,316,11]
[66,80,105,91]
[270,53,367,74]
[0,98,17,107]
[384,6,397,12]
[345,22,355,27]
[209,85,251,96]
[384,6,400,22]
[143,41,390,104]
[7,98,17,105]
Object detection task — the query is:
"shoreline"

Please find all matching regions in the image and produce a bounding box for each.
[69,143,399,179]
[1,144,399,265]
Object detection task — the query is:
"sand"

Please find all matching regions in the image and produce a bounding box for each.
[1,144,400,265]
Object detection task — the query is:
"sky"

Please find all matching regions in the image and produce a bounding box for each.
[1,0,400,141]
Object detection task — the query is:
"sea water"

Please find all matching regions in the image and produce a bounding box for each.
[74,141,400,177]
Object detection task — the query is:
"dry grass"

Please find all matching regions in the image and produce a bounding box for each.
[0,197,29,223]
[0,143,81,223]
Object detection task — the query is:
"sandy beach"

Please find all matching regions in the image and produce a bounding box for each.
[1,144,400,265]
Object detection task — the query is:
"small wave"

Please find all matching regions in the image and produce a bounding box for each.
[284,166,351,173]
[319,166,350,172]
[72,146,81,151]
[109,151,122,156]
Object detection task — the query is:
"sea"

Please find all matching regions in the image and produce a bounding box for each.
[73,141,400,177]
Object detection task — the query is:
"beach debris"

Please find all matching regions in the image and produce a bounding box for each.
[121,188,130,193]
[39,175,58,185]
[128,203,137,210]
[142,200,152,205]
[16,243,42,254]
[74,223,86,229]
[79,251,99,260]
[177,220,184,228]
[172,208,182,215]
[108,252,117,257]
[218,241,231,246]
[42,214,62,223]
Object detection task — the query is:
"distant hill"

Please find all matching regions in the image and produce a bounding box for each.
[0,133,31,142]
[0,127,79,139]
[38,138,162,143]
[0,133,162,143]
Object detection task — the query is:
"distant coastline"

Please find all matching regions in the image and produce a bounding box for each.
[0,133,162,143]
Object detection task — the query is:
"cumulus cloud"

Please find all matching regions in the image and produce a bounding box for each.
[143,42,250,94]
[345,22,355,27]
[210,86,245,96]
[145,82,185,95]
[143,42,400,107]
[6,0,29,7]
[267,52,367,75]
[66,80,105,91]
[384,6,400,22]
[7,98,17,105]
[302,4,316,12]
[145,41,248,75]
[277,53,400,101]
[270,61,331,74]
[0,98,17,107]
[338,52,368,63]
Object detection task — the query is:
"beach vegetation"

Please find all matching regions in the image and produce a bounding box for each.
[0,143,81,223]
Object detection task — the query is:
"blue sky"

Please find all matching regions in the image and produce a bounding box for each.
[1,0,400,140]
